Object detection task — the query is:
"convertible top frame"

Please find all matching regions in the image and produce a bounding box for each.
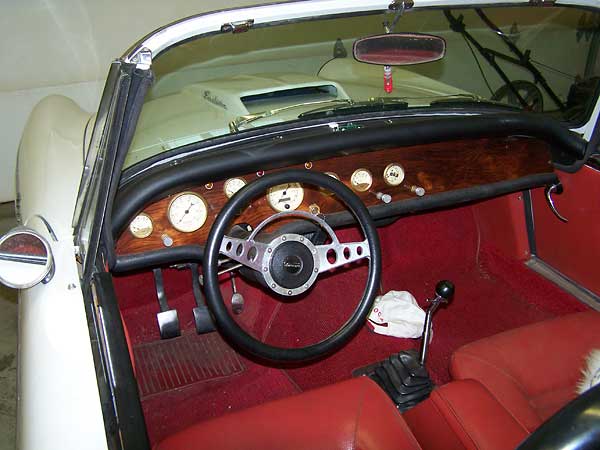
[444,8,566,111]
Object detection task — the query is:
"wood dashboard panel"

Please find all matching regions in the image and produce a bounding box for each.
[116,137,553,255]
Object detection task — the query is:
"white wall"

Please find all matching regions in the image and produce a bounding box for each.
[0,0,264,203]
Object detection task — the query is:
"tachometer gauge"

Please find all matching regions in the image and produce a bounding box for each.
[383,163,405,186]
[223,177,247,198]
[267,183,304,212]
[168,192,208,233]
[129,213,153,238]
[350,168,373,192]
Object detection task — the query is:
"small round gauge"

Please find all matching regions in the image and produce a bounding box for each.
[350,168,373,192]
[129,213,153,239]
[168,192,208,233]
[321,172,340,196]
[267,183,304,212]
[223,177,247,198]
[383,163,405,186]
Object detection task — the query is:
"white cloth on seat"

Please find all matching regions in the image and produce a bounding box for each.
[368,291,426,338]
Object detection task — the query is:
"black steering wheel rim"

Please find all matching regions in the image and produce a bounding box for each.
[203,169,381,363]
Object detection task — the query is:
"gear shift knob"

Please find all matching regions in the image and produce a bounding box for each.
[419,279,455,366]
[435,280,455,301]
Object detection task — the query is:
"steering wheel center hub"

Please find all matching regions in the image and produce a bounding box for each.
[283,255,303,274]
[262,234,319,296]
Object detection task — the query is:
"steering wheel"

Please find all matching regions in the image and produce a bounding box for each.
[203,169,382,362]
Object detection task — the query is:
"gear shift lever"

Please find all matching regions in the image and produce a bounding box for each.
[355,280,455,411]
[419,280,455,366]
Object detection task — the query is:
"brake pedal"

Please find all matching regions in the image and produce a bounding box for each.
[190,263,216,334]
[153,268,181,339]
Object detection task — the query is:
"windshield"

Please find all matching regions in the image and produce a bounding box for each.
[125,5,600,168]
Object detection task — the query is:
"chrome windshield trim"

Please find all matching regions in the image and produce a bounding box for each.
[72,62,121,229]
[124,1,389,65]
[123,0,534,68]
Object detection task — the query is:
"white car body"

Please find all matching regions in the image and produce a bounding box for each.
[15,96,106,449]
[11,0,600,449]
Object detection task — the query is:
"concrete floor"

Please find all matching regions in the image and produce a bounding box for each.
[0,202,17,449]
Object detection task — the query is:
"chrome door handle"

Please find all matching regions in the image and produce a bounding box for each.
[544,183,568,223]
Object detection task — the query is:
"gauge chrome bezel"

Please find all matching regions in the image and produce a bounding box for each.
[223,177,247,198]
[383,163,405,186]
[350,168,373,192]
[167,191,208,233]
[266,182,304,212]
[129,212,154,239]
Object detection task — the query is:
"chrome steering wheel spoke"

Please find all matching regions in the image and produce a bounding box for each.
[220,210,370,291]
[315,240,370,273]
[219,235,269,272]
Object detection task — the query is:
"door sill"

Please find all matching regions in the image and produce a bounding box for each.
[526,256,600,311]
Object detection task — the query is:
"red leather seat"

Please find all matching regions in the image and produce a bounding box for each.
[450,311,600,432]
[155,377,421,450]
[403,379,529,450]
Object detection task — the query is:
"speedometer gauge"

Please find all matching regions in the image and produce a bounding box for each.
[223,177,247,198]
[383,163,405,186]
[350,168,373,192]
[129,213,153,238]
[267,183,304,212]
[168,192,208,233]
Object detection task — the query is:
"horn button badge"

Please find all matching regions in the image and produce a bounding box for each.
[263,234,319,296]
[283,255,303,274]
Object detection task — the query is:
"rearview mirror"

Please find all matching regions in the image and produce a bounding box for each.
[353,33,446,66]
[0,228,54,289]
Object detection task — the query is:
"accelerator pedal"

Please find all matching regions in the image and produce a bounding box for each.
[353,350,433,411]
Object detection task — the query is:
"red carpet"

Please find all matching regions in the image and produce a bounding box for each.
[112,202,588,444]
[133,332,246,398]
[140,355,299,444]
[265,206,587,388]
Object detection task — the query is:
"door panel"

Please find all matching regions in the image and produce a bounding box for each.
[531,164,600,296]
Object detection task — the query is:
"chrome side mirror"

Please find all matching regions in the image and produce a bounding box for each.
[0,227,54,289]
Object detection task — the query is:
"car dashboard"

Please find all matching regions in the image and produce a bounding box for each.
[116,136,553,254]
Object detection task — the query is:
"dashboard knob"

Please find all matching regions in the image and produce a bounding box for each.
[375,192,392,204]
[411,185,426,197]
